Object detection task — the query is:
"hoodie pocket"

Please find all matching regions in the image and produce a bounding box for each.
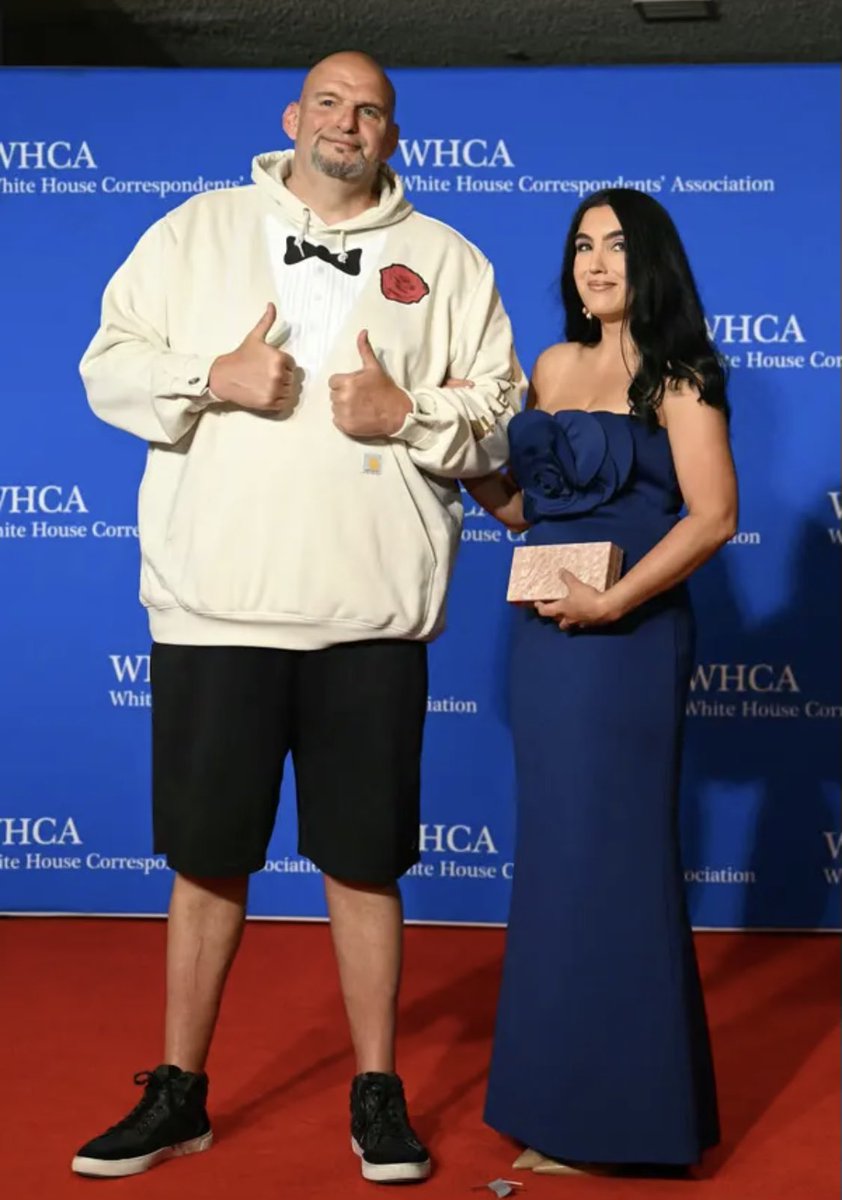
[154,413,441,635]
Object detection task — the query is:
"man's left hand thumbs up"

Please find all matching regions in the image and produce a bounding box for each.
[328,330,411,438]
[355,329,381,372]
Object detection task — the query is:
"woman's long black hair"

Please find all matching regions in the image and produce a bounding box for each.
[561,188,729,424]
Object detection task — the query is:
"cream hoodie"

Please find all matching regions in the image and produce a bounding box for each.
[80,150,525,649]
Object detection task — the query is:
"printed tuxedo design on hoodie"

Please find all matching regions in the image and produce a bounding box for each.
[80,150,525,650]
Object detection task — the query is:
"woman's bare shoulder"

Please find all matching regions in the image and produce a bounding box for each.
[528,342,583,409]
[532,342,582,377]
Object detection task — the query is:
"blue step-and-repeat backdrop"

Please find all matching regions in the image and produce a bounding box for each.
[0,66,839,929]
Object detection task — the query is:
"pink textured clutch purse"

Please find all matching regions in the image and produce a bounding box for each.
[507,542,624,602]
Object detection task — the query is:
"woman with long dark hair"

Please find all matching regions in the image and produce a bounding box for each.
[469,189,737,1173]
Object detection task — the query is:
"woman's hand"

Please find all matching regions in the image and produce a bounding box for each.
[534,569,615,631]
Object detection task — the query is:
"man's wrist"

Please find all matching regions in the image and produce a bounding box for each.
[385,385,412,434]
[207,354,229,400]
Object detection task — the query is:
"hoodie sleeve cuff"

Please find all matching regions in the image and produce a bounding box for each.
[154,353,217,411]
[391,390,440,450]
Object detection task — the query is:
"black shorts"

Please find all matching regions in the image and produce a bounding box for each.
[150,640,427,884]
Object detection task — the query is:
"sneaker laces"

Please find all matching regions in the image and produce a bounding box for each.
[102,1070,171,1136]
[363,1083,419,1147]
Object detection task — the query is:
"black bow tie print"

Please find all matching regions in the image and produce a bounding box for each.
[284,236,362,276]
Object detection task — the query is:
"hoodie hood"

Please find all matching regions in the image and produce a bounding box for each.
[252,149,414,249]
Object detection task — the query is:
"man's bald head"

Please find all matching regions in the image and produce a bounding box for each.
[301,52,396,119]
[283,50,400,185]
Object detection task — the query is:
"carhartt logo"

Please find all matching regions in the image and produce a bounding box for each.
[690,664,800,694]
[0,485,88,514]
[0,141,97,170]
[0,817,82,846]
[398,139,514,169]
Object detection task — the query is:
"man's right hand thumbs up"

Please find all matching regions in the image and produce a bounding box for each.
[247,302,279,345]
[208,303,298,413]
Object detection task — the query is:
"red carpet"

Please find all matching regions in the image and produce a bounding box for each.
[0,920,837,1198]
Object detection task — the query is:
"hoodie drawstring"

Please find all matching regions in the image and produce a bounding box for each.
[294,206,349,263]
[297,205,352,264]
[295,207,311,249]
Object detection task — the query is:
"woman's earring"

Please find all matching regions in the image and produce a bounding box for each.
[582,306,592,320]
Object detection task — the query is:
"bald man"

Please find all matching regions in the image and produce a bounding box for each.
[74,52,523,1184]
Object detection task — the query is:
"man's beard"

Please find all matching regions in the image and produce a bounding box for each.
[311,141,368,180]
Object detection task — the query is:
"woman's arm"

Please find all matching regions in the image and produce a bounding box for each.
[536,383,738,629]
[602,386,737,619]
[462,471,528,531]
[453,344,574,533]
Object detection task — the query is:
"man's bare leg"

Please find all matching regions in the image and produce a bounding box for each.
[323,874,402,1072]
[164,872,249,1072]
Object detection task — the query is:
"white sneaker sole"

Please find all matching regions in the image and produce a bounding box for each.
[351,1136,431,1183]
[71,1130,213,1177]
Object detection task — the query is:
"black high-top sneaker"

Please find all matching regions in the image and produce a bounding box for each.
[350,1072,431,1183]
[71,1064,212,1177]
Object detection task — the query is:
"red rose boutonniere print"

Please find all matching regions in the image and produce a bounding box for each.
[380,264,430,305]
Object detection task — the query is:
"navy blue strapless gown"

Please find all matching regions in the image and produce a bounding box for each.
[484,408,719,1166]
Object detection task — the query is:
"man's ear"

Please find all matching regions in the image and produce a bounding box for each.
[382,120,400,161]
[282,101,299,142]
